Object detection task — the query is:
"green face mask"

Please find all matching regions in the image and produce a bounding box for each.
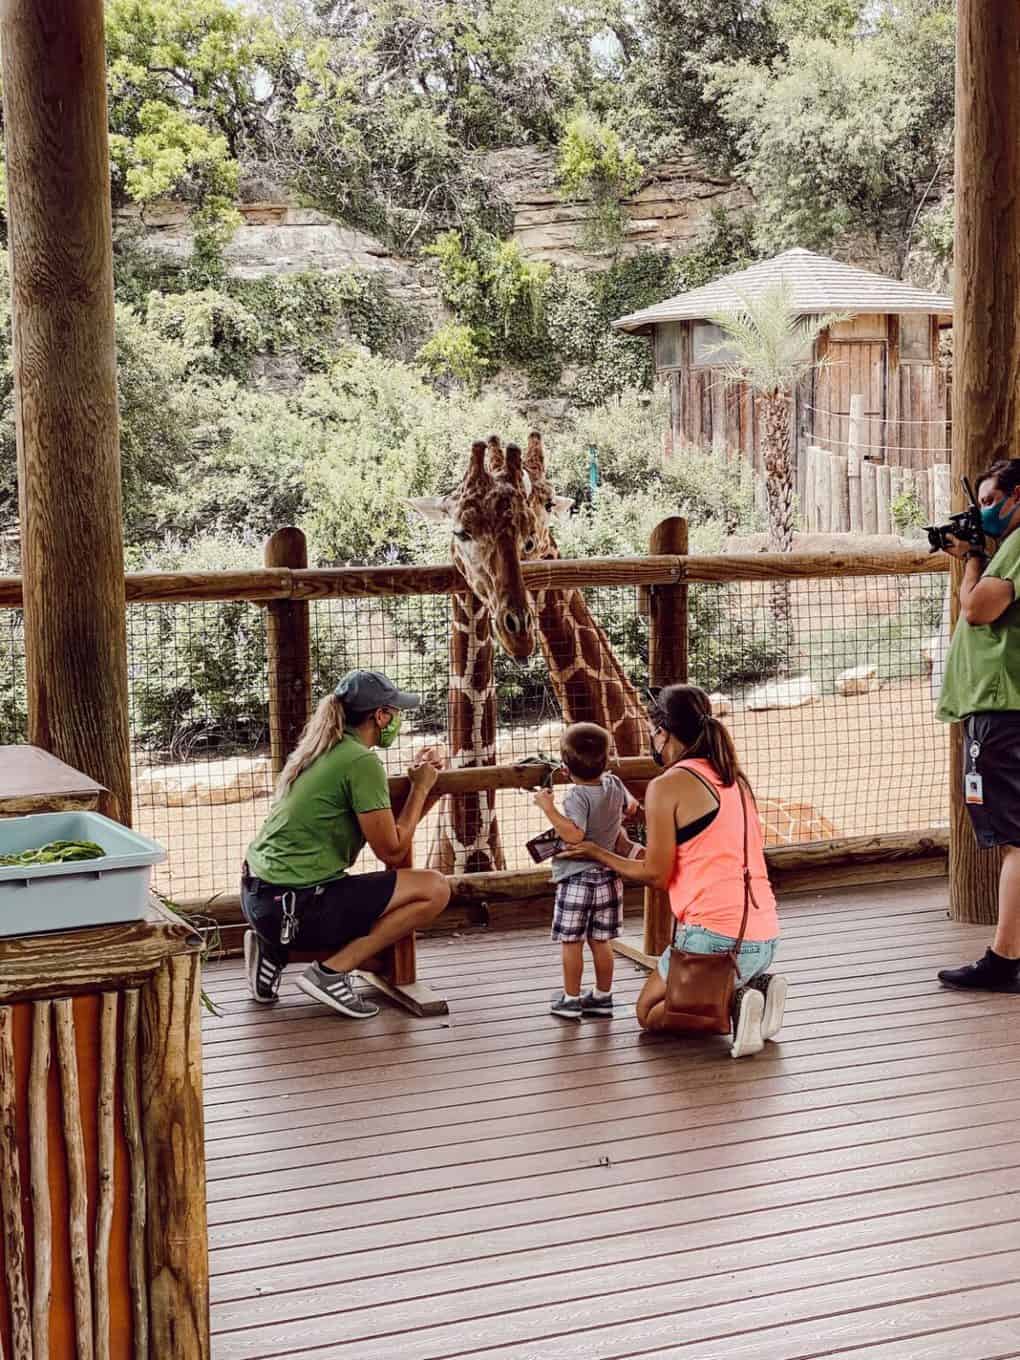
[378,711,402,748]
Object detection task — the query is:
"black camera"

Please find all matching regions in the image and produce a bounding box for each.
[925,477,986,554]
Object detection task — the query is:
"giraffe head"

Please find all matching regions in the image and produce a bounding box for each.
[409,435,573,660]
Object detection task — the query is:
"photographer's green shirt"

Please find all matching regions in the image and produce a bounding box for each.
[246,734,391,886]
[937,527,1020,722]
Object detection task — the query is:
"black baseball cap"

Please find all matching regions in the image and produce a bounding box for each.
[333,669,420,711]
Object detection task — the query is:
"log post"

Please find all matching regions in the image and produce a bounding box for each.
[877,465,893,534]
[831,454,850,532]
[264,528,312,776]
[847,394,864,531]
[949,0,1020,923]
[0,0,132,825]
[861,458,879,534]
[140,953,210,1358]
[644,516,688,958]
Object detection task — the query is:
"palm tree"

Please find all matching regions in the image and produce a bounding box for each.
[707,281,846,627]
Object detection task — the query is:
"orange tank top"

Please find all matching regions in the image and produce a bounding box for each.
[667,759,779,942]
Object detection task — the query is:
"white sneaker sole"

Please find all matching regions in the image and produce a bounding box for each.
[761,974,788,1041]
[730,988,765,1059]
[243,929,279,1005]
[295,971,379,1019]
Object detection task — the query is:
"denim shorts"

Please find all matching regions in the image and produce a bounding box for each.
[657,923,778,984]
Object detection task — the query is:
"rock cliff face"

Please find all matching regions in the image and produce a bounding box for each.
[480,147,748,270]
[121,147,746,285]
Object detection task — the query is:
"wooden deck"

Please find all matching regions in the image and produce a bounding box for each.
[200,880,1020,1360]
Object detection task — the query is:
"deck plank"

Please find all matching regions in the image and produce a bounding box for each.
[204,880,1020,1360]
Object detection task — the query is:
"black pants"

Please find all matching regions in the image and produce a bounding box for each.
[963,712,1020,849]
[240,864,397,964]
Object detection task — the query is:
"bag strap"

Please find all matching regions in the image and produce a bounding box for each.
[732,776,760,953]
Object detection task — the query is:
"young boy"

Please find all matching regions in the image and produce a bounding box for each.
[534,722,640,1020]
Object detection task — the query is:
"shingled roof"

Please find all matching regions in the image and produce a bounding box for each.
[612,247,953,334]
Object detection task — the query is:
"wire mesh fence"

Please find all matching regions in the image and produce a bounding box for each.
[0,564,950,905]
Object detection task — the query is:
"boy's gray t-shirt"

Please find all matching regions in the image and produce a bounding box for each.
[551,773,628,881]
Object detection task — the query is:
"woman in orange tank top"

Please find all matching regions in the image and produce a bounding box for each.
[557,684,787,1058]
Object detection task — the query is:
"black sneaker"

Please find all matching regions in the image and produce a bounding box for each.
[550,992,583,1021]
[730,986,765,1059]
[938,948,1020,993]
[747,973,788,1040]
[296,963,380,1018]
[580,990,614,1017]
[243,929,282,1005]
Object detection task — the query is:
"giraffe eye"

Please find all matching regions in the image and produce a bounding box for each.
[523,537,536,554]
[453,527,471,542]
[544,499,554,513]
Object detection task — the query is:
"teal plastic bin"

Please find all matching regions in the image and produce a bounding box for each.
[0,811,167,937]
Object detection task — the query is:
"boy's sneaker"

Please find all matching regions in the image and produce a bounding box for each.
[580,990,614,1017]
[243,929,282,1005]
[550,992,583,1021]
[296,963,380,1018]
[730,986,765,1059]
[938,949,1020,993]
[747,973,788,1040]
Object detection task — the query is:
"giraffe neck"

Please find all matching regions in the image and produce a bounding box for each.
[535,586,646,755]
[430,589,504,875]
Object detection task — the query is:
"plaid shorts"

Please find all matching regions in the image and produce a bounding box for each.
[551,868,624,942]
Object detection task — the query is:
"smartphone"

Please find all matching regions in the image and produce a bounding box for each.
[526,829,565,864]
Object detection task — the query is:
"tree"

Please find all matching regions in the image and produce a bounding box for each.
[705,4,954,267]
[641,0,785,169]
[707,283,844,623]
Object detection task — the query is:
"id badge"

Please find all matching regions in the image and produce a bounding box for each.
[965,772,984,805]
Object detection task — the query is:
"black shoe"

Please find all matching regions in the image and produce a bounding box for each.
[580,990,614,1017]
[938,948,1020,993]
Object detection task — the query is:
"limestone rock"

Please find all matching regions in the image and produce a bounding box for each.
[136,757,273,809]
[746,677,819,711]
[835,665,879,697]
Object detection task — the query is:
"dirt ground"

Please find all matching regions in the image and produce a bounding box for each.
[139,675,948,908]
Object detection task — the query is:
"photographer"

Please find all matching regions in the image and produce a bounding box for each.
[937,459,1020,993]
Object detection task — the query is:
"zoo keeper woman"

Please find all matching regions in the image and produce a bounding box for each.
[241,669,450,1018]
[557,683,786,1058]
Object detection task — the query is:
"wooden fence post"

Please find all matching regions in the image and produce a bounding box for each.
[861,458,878,533]
[848,394,864,531]
[877,465,893,535]
[831,454,850,532]
[644,517,688,960]
[933,463,953,522]
[265,528,312,776]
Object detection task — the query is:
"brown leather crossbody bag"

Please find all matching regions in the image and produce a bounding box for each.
[660,777,759,1035]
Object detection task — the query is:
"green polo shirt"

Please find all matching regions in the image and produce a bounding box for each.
[246,734,391,887]
[937,527,1020,722]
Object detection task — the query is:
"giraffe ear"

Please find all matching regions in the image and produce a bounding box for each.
[549,495,574,519]
[406,495,455,524]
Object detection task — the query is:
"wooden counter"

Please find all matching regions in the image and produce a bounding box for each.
[0,899,209,1358]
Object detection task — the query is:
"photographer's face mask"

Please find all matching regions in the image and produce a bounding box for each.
[981,492,1017,538]
[377,709,402,748]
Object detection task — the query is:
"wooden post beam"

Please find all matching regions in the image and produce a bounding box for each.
[265,528,312,776]
[0,0,131,823]
[949,0,1020,923]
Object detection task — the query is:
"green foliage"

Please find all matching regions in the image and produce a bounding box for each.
[771,0,865,41]
[105,0,274,233]
[707,8,954,260]
[707,281,846,399]
[891,489,927,535]
[146,289,261,380]
[416,324,490,388]
[556,113,643,250]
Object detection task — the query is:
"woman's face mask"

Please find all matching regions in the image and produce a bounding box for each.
[650,726,668,767]
[377,710,402,748]
[980,491,1017,538]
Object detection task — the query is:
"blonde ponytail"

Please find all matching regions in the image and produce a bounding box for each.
[274,694,346,802]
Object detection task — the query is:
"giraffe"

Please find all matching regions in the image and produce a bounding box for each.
[410,434,647,873]
[410,432,839,868]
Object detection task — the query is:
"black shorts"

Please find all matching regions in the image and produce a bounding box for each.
[240,864,397,964]
[963,712,1020,848]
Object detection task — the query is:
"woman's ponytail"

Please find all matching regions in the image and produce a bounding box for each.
[701,713,741,787]
[273,694,347,802]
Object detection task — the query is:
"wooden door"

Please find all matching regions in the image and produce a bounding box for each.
[817,341,887,460]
